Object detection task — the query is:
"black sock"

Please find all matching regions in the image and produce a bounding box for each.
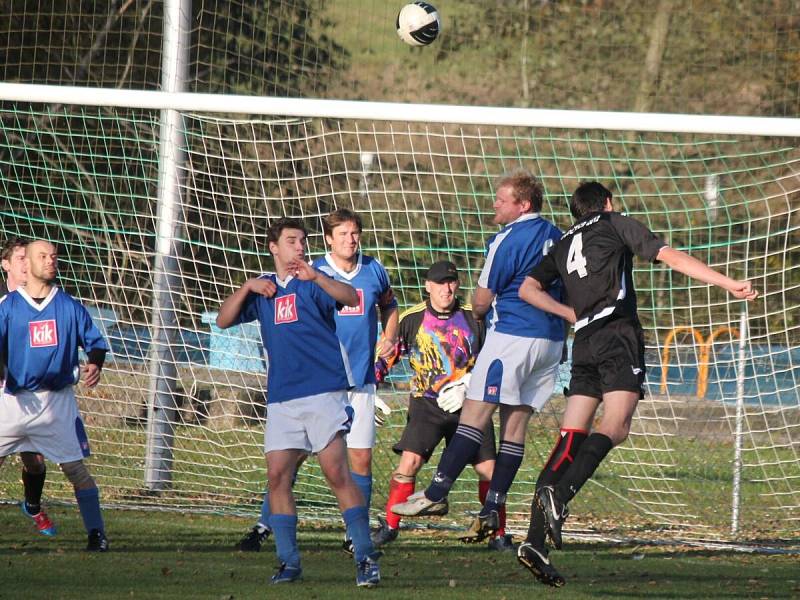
[525,498,548,548]
[426,424,483,502]
[554,433,613,504]
[22,465,47,513]
[480,440,523,517]
[526,429,588,546]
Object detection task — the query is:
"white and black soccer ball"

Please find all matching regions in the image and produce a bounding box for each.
[396,2,441,47]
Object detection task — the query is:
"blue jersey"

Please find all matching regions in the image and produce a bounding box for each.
[0,287,109,393]
[234,274,354,403]
[312,253,396,387]
[478,213,565,340]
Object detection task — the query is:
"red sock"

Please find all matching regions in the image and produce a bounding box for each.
[386,478,414,529]
[478,479,506,537]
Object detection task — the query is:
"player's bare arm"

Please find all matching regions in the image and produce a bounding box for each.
[216,278,277,328]
[377,297,399,359]
[471,286,495,320]
[519,276,577,323]
[290,260,359,307]
[656,247,758,301]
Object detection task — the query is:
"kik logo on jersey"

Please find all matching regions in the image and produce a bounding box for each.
[29,320,58,347]
[274,294,299,324]
[338,289,364,317]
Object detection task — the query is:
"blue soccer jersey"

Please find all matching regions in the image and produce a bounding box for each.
[0,287,109,393]
[312,253,396,387]
[478,213,565,340]
[234,273,354,403]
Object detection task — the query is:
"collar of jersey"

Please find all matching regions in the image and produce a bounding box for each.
[508,212,540,226]
[323,252,363,281]
[426,297,461,319]
[18,286,59,311]
[274,274,295,288]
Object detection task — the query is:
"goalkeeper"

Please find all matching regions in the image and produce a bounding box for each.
[372,260,511,551]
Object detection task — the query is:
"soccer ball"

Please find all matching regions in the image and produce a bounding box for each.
[396,2,441,47]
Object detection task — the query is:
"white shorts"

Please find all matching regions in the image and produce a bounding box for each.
[264,390,353,454]
[468,330,562,410]
[0,387,90,463]
[345,384,376,450]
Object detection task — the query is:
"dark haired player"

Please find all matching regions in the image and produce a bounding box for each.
[237,209,398,554]
[217,218,381,587]
[517,181,758,586]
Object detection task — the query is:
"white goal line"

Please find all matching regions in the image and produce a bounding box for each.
[2,82,800,138]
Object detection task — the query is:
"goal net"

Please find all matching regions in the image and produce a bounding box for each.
[0,86,797,545]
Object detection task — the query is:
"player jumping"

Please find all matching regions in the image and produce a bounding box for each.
[517,181,758,586]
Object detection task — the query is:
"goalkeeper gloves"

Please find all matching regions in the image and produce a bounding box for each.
[436,373,471,413]
[374,395,392,427]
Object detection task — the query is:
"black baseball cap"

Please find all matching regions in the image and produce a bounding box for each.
[425,260,459,283]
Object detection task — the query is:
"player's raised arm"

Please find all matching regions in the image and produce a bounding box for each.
[289,259,359,307]
[656,247,758,301]
[519,276,577,323]
[216,277,276,329]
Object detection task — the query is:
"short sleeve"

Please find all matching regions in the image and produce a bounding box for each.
[610,213,666,263]
[477,231,512,292]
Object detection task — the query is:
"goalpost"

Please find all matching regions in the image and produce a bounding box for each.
[0,81,798,545]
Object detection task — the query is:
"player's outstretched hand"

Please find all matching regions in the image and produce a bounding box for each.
[247,277,277,298]
[287,259,318,282]
[374,395,392,427]
[82,363,101,388]
[729,280,758,301]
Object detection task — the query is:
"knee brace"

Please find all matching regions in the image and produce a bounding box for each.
[60,460,95,488]
[20,452,45,475]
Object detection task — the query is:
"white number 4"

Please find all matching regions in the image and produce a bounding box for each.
[566,233,588,278]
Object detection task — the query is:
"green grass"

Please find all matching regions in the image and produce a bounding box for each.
[1,505,797,599]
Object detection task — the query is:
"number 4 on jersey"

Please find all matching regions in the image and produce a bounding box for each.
[566,233,588,278]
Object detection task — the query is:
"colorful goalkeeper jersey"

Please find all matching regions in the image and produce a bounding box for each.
[312,253,397,387]
[375,298,484,400]
[0,287,108,393]
[233,273,354,403]
[478,213,564,340]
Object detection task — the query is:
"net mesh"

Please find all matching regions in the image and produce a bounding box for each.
[1,102,798,543]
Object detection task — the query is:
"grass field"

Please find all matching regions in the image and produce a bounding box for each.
[1,504,797,600]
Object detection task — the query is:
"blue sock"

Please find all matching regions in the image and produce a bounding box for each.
[257,491,272,531]
[75,487,104,534]
[269,514,300,569]
[342,505,375,563]
[426,424,483,502]
[350,472,372,511]
[481,440,524,517]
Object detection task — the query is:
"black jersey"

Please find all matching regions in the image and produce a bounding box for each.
[528,211,666,336]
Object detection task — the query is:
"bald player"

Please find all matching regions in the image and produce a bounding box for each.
[0,240,110,551]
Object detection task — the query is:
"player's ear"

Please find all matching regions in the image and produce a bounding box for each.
[424,280,432,296]
[604,197,613,211]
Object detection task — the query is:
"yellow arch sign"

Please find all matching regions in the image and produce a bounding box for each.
[660,326,740,398]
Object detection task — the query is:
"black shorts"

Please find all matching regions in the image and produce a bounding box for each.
[567,317,646,400]
[393,396,497,464]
